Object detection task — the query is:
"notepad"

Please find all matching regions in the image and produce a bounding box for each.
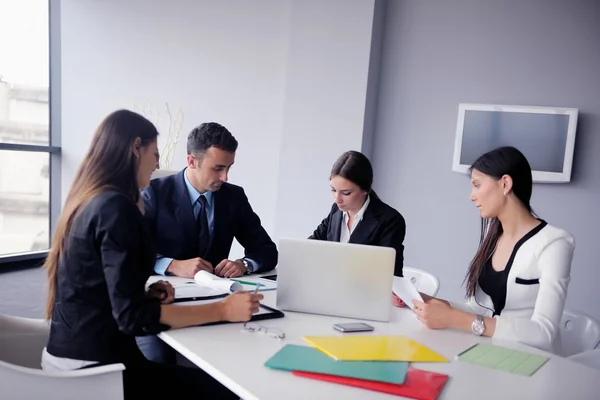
[303,335,448,362]
[233,279,278,292]
[173,283,228,300]
[457,343,549,376]
[265,344,409,384]
[293,367,449,400]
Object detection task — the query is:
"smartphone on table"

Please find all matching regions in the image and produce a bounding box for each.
[333,322,374,333]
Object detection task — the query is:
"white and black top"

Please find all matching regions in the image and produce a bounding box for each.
[478,221,548,317]
[450,222,575,354]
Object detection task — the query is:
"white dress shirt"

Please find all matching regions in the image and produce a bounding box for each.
[339,196,371,243]
[449,223,575,354]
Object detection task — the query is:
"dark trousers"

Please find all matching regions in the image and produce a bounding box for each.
[122,361,238,399]
[135,334,177,364]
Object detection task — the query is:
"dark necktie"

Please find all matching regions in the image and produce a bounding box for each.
[196,196,210,257]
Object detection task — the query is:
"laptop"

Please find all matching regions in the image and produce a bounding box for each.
[275,238,395,322]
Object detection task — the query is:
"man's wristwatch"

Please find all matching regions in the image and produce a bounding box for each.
[471,314,485,336]
[240,259,252,275]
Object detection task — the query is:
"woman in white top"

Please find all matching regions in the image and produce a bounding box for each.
[400,146,575,354]
[309,150,406,277]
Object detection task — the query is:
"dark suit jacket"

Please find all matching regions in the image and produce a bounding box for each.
[309,196,405,276]
[46,190,167,365]
[142,170,277,273]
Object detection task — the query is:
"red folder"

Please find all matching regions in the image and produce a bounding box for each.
[292,367,449,400]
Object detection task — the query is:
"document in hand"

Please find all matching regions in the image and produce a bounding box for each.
[194,270,243,292]
[393,277,424,310]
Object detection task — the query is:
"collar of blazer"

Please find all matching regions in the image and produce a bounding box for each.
[330,196,385,244]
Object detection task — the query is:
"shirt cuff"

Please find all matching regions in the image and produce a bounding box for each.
[154,257,174,275]
[245,258,260,273]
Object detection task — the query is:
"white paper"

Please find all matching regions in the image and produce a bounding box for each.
[193,270,243,292]
[393,277,424,310]
[173,283,227,299]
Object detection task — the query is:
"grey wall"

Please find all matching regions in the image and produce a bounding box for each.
[372,0,600,320]
[273,0,380,241]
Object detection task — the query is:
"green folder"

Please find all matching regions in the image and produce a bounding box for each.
[264,344,408,384]
[457,343,549,376]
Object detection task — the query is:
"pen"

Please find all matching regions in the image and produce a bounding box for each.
[456,343,478,359]
[231,279,264,287]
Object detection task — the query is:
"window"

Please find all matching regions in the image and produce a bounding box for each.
[0,0,59,261]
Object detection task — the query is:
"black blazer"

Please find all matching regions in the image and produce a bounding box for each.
[46,190,168,366]
[142,170,277,272]
[309,196,406,276]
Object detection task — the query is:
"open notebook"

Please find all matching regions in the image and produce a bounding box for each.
[171,271,241,301]
[172,271,276,302]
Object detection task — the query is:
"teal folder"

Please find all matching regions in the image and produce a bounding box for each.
[457,343,549,376]
[264,344,409,384]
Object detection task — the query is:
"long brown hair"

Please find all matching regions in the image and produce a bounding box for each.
[464,146,534,297]
[44,110,158,320]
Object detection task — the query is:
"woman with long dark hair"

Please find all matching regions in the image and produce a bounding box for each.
[41,109,259,398]
[309,150,406,277]
[407,146,575,353]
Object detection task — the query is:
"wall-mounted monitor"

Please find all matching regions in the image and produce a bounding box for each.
[452,103,578,183]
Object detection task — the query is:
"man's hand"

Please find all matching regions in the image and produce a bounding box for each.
[146,280,175,304]
[220,291,263,322]
[166,258,213,278]
[214,259,245,278]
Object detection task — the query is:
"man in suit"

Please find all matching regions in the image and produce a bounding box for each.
[137,122,278,363]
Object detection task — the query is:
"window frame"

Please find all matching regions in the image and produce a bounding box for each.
[0,0,60,265]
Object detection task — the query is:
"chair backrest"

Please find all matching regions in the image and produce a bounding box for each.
[568,348,600,371]
[402,267,440,297]
[0,314,50,369]
[0,313,125,399]
[559,309,600,357]
[0,359,125,400]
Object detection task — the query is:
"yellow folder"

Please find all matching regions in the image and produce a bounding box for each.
[303,335,448,362]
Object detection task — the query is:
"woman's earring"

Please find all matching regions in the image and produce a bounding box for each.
[503,191,507,196]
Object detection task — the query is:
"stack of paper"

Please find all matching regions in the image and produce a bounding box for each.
[264,335,449,399]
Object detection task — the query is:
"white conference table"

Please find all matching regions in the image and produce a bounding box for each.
[151,274,600,400]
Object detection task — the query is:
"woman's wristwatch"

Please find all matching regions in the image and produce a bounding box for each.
[471,314,485,336]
